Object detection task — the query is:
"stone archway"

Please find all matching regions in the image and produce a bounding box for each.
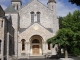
[30,35,43,55]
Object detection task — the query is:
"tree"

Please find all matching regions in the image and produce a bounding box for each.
[58,17,64,29]
[48,28,74,58]
[47,10,80,57]
[62,10,80,47]
[69,0,80,6]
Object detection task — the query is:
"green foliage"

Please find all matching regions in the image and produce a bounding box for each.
[69,0,80,6]
[48,28,73,46]
[58,17,64,29]
[71,47,80,56]
[62,10,80,32]
[47,10,80,56]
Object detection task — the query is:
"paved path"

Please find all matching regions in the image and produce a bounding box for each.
[18,57,80,60]
[72,57,80,60]
[18,58,59,60]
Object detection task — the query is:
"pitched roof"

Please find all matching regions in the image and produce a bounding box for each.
[0,5,5,16]
[11,0,22,5]
[11,0,21,2]
[19,23,53,33]
[5,5,17,13]
[48,0,56,3]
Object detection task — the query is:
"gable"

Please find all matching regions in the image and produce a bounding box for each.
[5,5,17,13]
[19,23,53,34]
[19,0,51,12]
[19,0,54,29]
[19,23,53,41]
[0,6,5,16]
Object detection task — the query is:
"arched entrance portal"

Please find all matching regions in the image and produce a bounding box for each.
[30,35,43,55]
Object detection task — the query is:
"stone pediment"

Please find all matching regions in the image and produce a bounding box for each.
[19,23,53,34]
[19,0,52,14]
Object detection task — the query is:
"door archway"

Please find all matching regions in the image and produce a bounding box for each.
[30,35,43,55]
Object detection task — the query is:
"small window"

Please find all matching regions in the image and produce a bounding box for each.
[48,43,51,50]
[13,5,15,8]
[17,4,18,10]
[0,40,1,54]
[37,12,40,23]
[1,21,3,27]
[52,6,53,9]
[30,12,34,23]
[21,39,25,51]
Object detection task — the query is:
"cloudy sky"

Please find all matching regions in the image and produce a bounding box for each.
[0,0,80,16]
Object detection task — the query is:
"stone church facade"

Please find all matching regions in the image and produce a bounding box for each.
[0,0,59,60]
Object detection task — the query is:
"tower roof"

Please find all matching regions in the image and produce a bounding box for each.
[11,0,21,2]
[48,0,56,3]
[11,0,22,5]
[5,5,17,13]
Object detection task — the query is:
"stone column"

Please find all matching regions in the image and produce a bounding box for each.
[25,42,27,54]
[27,42,30,59]
[1,18,4,60]
[52,44,57,55]
[7,33,9,60]
[1,36,4,60]
[46,43,48,52]
[18,42,21,58]
[14,31,18,57]
[42,42,46,55]
[28,43,30,54]
[39,45,42,55]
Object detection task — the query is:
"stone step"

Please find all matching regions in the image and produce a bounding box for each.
[18,58,59,60]
[29,55,45,59]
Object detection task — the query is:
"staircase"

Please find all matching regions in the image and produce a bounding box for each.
[18,55,45,60]
[9,55,18,60]
[29,55,45,59]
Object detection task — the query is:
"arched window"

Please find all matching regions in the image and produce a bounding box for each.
[13,5,15,9]
[1,21,3,27]
[48,43,51,50]
[30,12,34,23]
[37,12,40,23]
[21,39,25,51]
[32,39,40,43]
[0,40,1,54]
[17,4,18,10]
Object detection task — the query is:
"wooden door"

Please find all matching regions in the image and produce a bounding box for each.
[32,45,39,55]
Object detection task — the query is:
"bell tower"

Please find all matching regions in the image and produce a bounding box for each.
[47,0,56,11]
[11,0,22,10]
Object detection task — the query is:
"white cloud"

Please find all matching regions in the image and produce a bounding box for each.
[0,0,10,10]
[56,0,78,16]
[39,0,78,16]
[0,0,79,16]
[1,4,7,10]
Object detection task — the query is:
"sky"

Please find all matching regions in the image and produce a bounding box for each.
[0,0,80,16]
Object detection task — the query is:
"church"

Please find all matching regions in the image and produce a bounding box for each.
[0,0,59,60]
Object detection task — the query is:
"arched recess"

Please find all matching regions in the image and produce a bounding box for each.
[21,39,26,51]
[30,35,43,55]
[0,40,2,54]
[30,11,34,23]
[36,12,41,23]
